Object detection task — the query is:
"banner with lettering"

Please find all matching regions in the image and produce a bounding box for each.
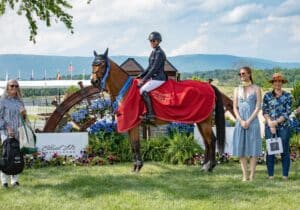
[36,133,88,160]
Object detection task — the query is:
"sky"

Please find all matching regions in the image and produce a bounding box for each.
[0,0,299,62]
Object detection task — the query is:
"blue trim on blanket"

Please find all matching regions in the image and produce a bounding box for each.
[112,77,133,113]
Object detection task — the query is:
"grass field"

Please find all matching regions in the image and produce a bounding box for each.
[0,162,299,210]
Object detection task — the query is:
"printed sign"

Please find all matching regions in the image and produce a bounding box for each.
[36,132,88,160]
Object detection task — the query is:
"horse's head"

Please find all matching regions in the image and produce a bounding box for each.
[91,48,109,89]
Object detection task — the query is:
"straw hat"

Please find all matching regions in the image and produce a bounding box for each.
[269,73,288,83]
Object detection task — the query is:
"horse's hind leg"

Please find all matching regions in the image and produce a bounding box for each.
[209,133,217,171]
[196,123,211,171]
[196,114,216,172]
[196,123,209,166]
[128,126,143,172]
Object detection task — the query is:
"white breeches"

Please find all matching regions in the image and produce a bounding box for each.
[139,80,165,94]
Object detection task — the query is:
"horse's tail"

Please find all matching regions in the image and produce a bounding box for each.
[211,85,225,154]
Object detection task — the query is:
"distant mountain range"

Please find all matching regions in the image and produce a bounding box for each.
[0,54,299,79]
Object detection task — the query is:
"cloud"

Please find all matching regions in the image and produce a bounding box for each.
[171,14,300,61]
[221,3,266,24]
[274,0,300,17]
[0,11,28,54]
[0,0,299,61]
[170,22,210,55]
[72,0,180,25]
[170,35,209,56]
[284,15,300,43]
[197,0,238,13]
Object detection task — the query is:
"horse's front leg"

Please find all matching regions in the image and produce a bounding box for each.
[129,126,143,172]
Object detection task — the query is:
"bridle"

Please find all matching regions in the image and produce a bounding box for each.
[91,57,110,91]
[91,52,133,114]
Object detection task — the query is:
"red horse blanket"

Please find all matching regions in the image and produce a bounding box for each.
[116,79,215,132]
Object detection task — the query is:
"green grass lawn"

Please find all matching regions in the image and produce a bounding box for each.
[0,162,299,210]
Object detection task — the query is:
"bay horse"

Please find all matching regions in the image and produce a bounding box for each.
[91,48,225,172]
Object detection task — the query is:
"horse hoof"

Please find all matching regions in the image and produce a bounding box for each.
[132,164,137,172]
[208,168,214,172]
[201,161,211,172]
[134,161,143,172]
[136,164,143,172]
[210,162,217,170]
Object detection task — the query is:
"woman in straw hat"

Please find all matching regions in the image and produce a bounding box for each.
[262,73,292,180]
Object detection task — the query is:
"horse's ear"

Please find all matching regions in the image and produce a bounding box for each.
[93,50,98,57]
[103,48,109,58]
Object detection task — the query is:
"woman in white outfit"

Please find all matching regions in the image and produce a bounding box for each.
[0,80,26,188]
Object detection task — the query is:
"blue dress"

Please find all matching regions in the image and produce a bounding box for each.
[232,87,262,157]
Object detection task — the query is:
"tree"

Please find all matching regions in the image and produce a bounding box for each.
[190,75,203,81]
[65,85,79,95]
[252,69,271,90]
[0,0,91,43]
[291,81,300,109]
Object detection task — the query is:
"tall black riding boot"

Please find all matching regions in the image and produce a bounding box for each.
[140,91,155,122]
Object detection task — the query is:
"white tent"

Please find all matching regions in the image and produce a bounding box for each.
[0,80,91,89]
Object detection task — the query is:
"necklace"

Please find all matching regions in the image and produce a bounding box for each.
[241,81,252,87]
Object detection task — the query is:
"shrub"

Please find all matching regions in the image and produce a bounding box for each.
[290,133,300,147]
[225,117,236,127]
[64,85,80,95]
[88,131,131,162]
[142,136,170,161]
[164,132,203,164]
[291,81,300,109]
[90,156,107,165]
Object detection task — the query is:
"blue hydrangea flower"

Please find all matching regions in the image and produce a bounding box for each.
[167,122,194,136]
[61,123,73,132]
[90,99,111,111]
[87,118,117,134]
[71,108,89,123]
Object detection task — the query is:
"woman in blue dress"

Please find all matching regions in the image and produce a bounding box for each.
[232,67,262,181]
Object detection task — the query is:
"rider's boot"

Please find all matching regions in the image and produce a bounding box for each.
[140,91,155,122]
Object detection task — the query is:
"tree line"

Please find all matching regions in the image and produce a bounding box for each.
[20,68,299,98]
[181,68,300,88]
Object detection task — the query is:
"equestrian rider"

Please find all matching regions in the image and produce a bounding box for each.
[137,31,168,122]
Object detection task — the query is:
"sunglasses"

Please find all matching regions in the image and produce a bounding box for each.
[238,72,246,76]
[150,40,156,43]
[9,84,19,88]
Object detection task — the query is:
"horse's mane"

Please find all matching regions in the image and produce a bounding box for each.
[109,59,129,76]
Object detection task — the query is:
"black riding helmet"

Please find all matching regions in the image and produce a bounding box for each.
[148,31,162,42]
